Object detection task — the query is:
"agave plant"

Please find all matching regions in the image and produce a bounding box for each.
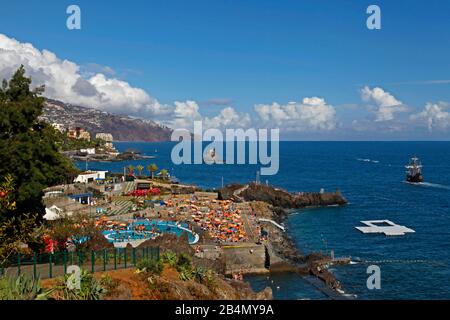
[205,269,215,283]
[204,269,216,289]
[176,253,192,271]
[136,258,164,276]
[57,269,106,300]
[0,274,52,300]
[161,251,178,268]
[192,267,207,284]
[178,265,193,281]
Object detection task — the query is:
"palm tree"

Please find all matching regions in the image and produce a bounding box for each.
[136,164,144,177]
[127,165,135,176]
[147,163,158,179]
[159,169,169,180]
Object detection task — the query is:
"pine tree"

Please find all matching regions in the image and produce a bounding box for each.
[0,66,78,219]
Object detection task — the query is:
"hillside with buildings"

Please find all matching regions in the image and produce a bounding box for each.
[40,99,173,142]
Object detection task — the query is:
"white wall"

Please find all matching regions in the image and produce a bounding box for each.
[74,171,107,183]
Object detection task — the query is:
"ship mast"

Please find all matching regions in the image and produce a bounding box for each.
[405,155,422,175]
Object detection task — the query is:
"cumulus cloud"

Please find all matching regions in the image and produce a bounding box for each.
[168,101,251,130]
[80,63,116,77]
[204,107,251,129]
[170,100,202,129]
[254,97,337,131]
[0,33,254,132]
[71,78,98,97]
[361,86,407,121]
[410,102,450,131]
[10,33,448,139]
[0,33,170,117]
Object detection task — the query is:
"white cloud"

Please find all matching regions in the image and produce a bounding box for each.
[168,101,251,130]
[254,97,336,131]
[361,86,407,121]
[204,107,252,129]
[0,33,170,117]
[170,100,202,129]
[80,63,116,77]
[8,33,449,139]
[0,33,253,132]
[410,102,450,131]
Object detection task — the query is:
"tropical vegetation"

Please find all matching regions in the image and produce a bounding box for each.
[0,273,52,300]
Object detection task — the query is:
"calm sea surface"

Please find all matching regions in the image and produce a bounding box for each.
[77,141,450,299]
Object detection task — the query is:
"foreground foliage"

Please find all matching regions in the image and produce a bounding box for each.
[0,175,43,264]
[53,269,107,300]
[136,258,164,276]
[0,274,52,300]
[161,250,178,268]
[47,214,109,252]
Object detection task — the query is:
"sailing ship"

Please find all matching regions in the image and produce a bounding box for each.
[405,156,424,183]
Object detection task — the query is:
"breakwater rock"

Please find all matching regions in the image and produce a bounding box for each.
[248,201,344,291]
[218,182,347,210]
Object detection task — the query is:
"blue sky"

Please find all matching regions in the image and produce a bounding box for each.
[1,0,450,140]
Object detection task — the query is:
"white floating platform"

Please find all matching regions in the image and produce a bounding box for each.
[355,220,415,236]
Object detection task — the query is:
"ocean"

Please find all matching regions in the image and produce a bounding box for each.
[78,141,450,300]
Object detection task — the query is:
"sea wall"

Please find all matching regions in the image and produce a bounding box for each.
[218,183,347,210]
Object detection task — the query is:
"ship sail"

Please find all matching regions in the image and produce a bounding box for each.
[405,156,423,183]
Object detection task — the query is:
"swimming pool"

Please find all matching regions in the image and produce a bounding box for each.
[102,230,156,243]
[102,220,199,245]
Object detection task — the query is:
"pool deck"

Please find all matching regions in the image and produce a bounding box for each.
[113,239,149,248]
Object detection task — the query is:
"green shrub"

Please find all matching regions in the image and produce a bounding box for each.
[192,267,206,283]
[176,253,192,272]
[192,267,216,286]
[136,259,164,276]
[99,274,118,292]
[161,251,178,268]
[178,265,193,281]
[204,269,216,290]
[0,274,52,300]
[55,269,106,300]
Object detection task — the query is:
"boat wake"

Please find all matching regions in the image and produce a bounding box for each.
[357,158,379,164]
[404,181,450,190]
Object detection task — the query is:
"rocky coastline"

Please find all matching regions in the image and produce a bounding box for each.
[219,182,349,293]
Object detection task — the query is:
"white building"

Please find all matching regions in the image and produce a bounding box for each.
[74,171,108,183]
[95,133,113,142]
[79,148,96,155]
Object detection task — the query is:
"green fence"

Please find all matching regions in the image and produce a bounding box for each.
[0,246,159,280]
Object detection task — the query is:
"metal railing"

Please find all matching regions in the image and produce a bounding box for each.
[0,246,159,280]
